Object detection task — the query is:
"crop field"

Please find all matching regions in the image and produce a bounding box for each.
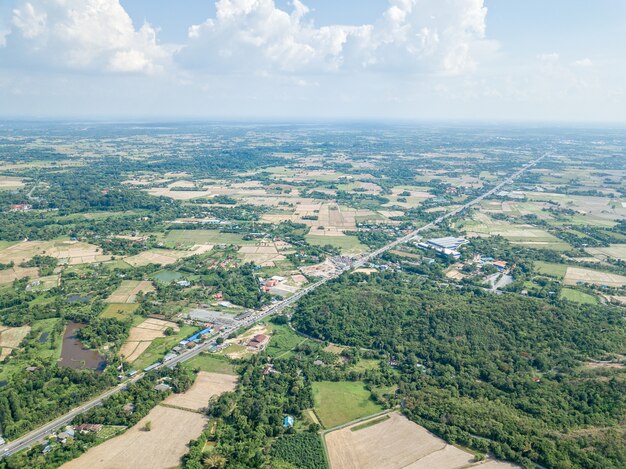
[0,239,112,265]
[119,318,180,363]
[163,371,237,411]
[560,288,598,304]
[165,229,255,246]
[61,405,206,469]
[264,324,307,359]
[0,266,39,285]
[101,303,139,320]
[312,381,382,428]
[524,192,626,223]
[237,244,286,266]
[564,267,626,287]
[325,412,517,469]
[0,176,26,190]
[184,353,236,375]
[534,261,568,279]
[124,248,199,267]
[305,234,367,254]
[0,326,31,361]
[132,325,197,370]
[106,280,156,303]
[586,244,626,262]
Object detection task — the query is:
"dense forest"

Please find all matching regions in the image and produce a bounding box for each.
[292,272,626,469]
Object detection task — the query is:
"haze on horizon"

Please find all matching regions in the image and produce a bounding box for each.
[0,0,625,123]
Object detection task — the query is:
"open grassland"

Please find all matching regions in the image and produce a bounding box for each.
[534,261,568,279]
[264,324,307,359]
[61,404,206,469]
[101,303,139,320]
[564,267,626,287]
[124,247,206,267]
[106,280,155,303]
[0,326,31,361]
[163,371,237,411]
[312,381,382,428]
[184,353,236,375]
[305,234,367,254]
[560,288,599,305]
[325,412,518,469]
[165,229,255,246]
[120,318,180,364]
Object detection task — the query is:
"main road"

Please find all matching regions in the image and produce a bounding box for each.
[0,153,545,458]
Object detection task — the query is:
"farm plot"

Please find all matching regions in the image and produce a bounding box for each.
[163,371,237,411]
[586,244,626,262]
[61,405,206,469]
[101,304,139,320]
[312,381,382,428]
[0,240,111,265]
[0,176,26,190]
[165,229,254,247]
[124,248,203,267]
[564,267,626,287]
[325,412,517,469]
[119,319,179,363]
[106,280,156,303]
[0,266,39,285]
[237,245,285,266]
[305,235,367,254]
[0,326,31,361]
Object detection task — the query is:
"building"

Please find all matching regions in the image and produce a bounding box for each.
[427,237,468,251]
[10,203,32,212]
[492,260,508,271]
[75,424,103,433]
[176,280,191,287]
[154,383,171,392]
[248,334,270,350]
[283,415,294,428]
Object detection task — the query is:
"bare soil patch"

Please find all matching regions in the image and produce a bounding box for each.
[106,280,156,303]
[120,319,179,363]
[163,371,237,411]
[0,325,31,361]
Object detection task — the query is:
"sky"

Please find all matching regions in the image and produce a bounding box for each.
[0,0,625,122]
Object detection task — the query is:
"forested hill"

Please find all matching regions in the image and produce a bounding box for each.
[292,272,626,469]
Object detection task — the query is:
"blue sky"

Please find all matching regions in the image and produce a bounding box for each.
[0,0,625,121]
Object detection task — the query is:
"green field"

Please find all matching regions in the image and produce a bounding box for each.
[133,325,198,370]
[535,261,568,279]
[265,324,307,359]
[349,358,381,373]
[165,230,255,246]
[560,288,598,305]
[312,381,382,428]
[152,269,183,283]
[101,303,138,320]
[305,235,367,254]
[184,353,236,375]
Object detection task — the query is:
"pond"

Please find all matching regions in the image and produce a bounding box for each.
[67,294,92,303]
[59,322,106,372]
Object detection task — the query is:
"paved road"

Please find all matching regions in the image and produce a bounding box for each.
[0,154,545,458]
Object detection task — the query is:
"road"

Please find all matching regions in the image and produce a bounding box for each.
[0,153,545,458]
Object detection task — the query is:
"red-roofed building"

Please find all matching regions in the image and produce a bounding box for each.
[248,334,270,350]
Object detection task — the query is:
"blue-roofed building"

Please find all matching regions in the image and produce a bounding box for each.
[283,415,294,428]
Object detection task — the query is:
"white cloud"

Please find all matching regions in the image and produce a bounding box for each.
[537,52,560,62]
[573,57,593,67]
[179,0,491,75]
[1,0,172,73]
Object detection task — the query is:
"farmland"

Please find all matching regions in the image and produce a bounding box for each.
[312,381,382,428]
[105,280,155,303]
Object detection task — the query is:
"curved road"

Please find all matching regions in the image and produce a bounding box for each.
[0,153,545,458]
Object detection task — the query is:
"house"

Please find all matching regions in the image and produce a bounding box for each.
[248,334,270,350]
[154,383,171,392]
[75,424,103,433]
[176,280,191,287]
[10,203,32,212]
[492,260,508,271]
[213,292,223,300]
[283,415,294,428]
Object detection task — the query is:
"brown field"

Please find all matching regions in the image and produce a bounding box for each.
[106,280,156,303]
[586,244,626,262]
[0,240,111,265]
[0,325,31,361]
[237,244,285,266]
[119,319,179,363]
[0,266,39,285]
[163,371,237,411]
[124,248,197,267]
[0,176,26,190]
[325,412,518,469]
[61,405,206,469]
[564,267,626,287]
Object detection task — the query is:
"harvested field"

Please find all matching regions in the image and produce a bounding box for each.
[237,244,285,266]
[0,266,39,285]
[61,405,206,469]
[325,412,516,469]
[0,239,111,265]
[564,267,626,287]
[0,176,26,190]
[106,280,155,303]
[124,248,199,267]
[120,319,179,363]
[586,244,626,261]
[163,371,237,411]
[0,325,31,361]
[101,304,139,320]
[305,235,367,254]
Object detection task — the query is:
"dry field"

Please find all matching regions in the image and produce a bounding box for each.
[123,247,205,267]
[0,176,26,190]
[586,244,626,262]
[163,371,237,411]
[238,245,285,266]
[0,240,111,265]
[0,266,39,285]
[106,280,156,303]
[564,267,626,287]
[300,259,339,279]
[119,319,179,363]
[325,412,518,469]
[0,325,31,361]
[61,405,206,469]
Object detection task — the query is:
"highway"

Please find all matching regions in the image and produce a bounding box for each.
[0,153,545,458]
